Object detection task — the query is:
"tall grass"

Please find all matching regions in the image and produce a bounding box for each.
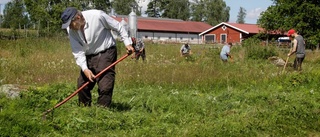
[0,37,78,85]
[1,38,320,136]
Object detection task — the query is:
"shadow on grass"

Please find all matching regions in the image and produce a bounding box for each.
[110,102,132,112]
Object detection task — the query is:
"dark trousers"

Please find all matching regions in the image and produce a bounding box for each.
[293,57,304,71]
[77,47,117,107]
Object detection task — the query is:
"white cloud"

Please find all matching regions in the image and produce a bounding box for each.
[140,2,149,16]
[136,0,150,16]
[247,8,265,19]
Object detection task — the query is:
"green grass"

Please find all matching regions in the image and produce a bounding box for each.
[0,28,39,39]
[1,38,320,136]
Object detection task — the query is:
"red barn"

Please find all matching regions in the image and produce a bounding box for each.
[199,22,264,44]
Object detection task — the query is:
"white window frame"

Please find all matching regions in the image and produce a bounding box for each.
[220,33,227,43]
[204,34,216,43]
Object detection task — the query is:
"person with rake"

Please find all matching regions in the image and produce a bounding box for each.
[61,7,134,107]
[180,43,192,57]
[131,37,146,61]
[220,42,233,62]
[286,29,305,71]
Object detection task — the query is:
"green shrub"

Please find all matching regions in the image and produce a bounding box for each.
[243,38,278,60]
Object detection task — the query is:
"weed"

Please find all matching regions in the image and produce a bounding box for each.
[243,38,278,60]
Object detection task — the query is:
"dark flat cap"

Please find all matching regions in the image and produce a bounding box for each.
[61,7,77,29]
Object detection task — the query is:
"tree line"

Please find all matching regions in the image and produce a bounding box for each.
[0,0,319,45]
[0,0,230,35]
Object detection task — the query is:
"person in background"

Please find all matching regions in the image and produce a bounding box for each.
[287,29,306,71]
[61,7,134,107]
[180,43,192,57]
[220,42,233,62]
[131,37,146,61]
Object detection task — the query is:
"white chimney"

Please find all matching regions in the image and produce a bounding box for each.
[128,9,137,38]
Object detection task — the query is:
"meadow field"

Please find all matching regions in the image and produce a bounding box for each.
[1,37,320,136]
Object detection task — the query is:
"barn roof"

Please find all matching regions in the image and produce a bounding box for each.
[199,22,264,35]
[112,16,212,33]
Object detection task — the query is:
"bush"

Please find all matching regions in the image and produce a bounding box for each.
[243,38,278,60]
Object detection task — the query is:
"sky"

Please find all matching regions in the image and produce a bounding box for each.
[0,0,274,24]
[0,0,10,14]
[138,0,274,24]
[224,0,274,24]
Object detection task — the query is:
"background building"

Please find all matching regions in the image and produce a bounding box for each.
[199,22,285,44]
[199,22,263,44]
[113,15,212,44]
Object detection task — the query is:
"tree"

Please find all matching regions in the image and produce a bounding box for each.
[0,15,3,26]
[145,0,190,20]
[111,0,141,16]
[190,0,205,21]
[1,0,115,36]
[258,0,320,46]
[145,0,161,17]
[2,0,29,29]
[161,0,190,20]
[92,0,112,13]
[24,0,67,34]
[236,7,246,24]
[190,0,230,26]
[23,0,112,34]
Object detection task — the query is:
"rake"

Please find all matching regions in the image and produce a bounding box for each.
[42,53,130,119]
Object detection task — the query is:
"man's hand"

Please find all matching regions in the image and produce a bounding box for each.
[287,53,291,57]
[83,69,95,82]
[126,45,134,55]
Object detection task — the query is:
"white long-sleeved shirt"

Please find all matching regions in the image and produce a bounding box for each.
[66,9,131,71]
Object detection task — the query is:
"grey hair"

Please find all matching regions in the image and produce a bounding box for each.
[72,10,82,20]
[76,10,83,17]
